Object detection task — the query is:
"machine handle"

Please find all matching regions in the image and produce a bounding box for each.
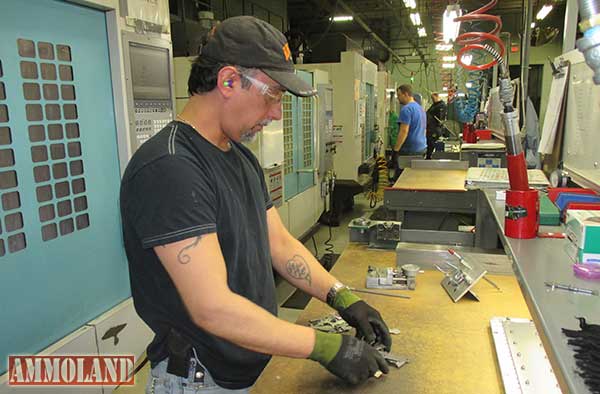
[296,168,317,173]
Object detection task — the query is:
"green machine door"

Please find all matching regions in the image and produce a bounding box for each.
[283,70,315,200]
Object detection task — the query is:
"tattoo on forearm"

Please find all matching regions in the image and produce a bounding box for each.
[177,236,202,264]
[286,254,312,286]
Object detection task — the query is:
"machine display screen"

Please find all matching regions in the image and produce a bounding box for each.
[129,43,171,100]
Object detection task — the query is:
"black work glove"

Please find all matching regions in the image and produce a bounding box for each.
[329,286,392,351]
[309,331,389,385]
[340,300,392,351]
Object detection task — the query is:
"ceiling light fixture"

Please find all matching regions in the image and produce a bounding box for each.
[436,43,453,51]
[418,27,427,37]
[403,0,417,9]
[536,4,553,20]
[443,4,462,43]
[410,12,422,26]
[330,15,354,22]
[442,55,456,62]
[461,53,473,65]
[531,22,536,28]
[442,63,456,69]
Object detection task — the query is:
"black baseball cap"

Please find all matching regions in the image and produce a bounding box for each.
[200,16,317,97]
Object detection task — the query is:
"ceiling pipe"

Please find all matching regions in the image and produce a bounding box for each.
[521,0,533,121]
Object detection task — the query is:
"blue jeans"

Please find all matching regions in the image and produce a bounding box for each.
[146,358,251,394]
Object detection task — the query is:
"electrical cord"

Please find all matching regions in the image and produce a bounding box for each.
[437,212,451,231]
[309,0,339,50]
[324,224,335,254]
[366,156,388,208]
[311,235,319,257]
[438,213,474,231]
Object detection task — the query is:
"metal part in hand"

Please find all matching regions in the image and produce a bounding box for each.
[308,314,352,333]
[374,344,409,369]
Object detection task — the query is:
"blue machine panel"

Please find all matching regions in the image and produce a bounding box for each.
[0,0,130,374]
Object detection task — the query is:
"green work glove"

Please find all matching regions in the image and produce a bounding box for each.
[331,287,392,351]
[309,331,389,385]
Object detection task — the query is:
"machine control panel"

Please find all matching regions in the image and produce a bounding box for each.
[133,100,173,146]
[264,164,283,208]
[122,32,175,153]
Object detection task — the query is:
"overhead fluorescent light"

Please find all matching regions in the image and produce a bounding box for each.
[410,13,422,26]
[442,63,456,69]
[442,86,448,91]
[461,53,473,65]
[465,82,473,88]
[442,55,456,62]
[418,27,427,37]
[531,22,536,28]
[436,43,453,51]
[403,0,417,9]
[330,15,353,22]
[439,93,449,98]
[443,4,462,43]
[536,4,553,20]
[457,93,466,97]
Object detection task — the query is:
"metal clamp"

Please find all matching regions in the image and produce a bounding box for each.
[365,265,418,290]
[438,251,488,303]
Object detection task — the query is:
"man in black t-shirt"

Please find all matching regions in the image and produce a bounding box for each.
[120,16,391,393]
[426,92,448,159]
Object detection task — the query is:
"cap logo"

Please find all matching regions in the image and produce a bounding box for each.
[282,43,291,62]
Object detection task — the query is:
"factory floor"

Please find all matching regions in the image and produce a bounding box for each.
[114,194,374,394]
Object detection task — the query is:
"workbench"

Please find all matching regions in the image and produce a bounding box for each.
[252,244,531,394]
[384,178,600,394]
[484,189,600,394]
[384,169,499,249]
[253,173,599,393]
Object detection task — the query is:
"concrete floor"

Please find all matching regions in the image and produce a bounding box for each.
[115,194,374,394]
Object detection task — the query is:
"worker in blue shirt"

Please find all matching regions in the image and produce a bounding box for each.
[392,84,427,178]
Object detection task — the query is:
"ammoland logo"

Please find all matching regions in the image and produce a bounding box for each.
[8,355,134,386]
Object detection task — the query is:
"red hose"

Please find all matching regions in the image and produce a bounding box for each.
[454,0,505,71]
[456,33,505,71]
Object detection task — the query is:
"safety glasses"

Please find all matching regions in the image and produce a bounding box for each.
[239,73,285,104]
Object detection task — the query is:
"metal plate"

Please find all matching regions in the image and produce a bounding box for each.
[395,242,513,275]
[490,317,562,394]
